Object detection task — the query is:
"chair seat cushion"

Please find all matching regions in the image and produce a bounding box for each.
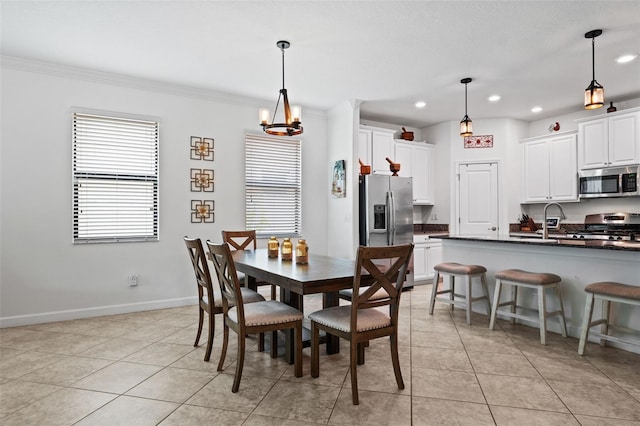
[585,282,640,301]
[204,287,264,308]
[434,262,486,275]
[495,269,561,285]
[228,301,303,326]
[308,305,390,333]
[339,287,389,301]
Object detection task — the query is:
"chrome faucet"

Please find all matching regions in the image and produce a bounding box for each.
[543,202,566,239]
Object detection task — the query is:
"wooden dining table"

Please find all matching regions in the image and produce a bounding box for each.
[231,248,365,364]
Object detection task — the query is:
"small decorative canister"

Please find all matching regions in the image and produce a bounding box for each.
[281,238,293,261]
[267,236,279,258]
[295,239,309,264]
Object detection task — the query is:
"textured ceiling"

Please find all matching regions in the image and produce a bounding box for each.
[2,0,640,128]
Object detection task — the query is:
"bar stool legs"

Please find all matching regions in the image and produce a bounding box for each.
[490,269,567,345]
[578,282,640,355]
[429,262,491,325]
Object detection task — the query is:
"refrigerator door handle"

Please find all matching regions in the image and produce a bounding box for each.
[389,191,396,245]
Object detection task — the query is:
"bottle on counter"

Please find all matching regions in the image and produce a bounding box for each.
[281,238,293,261]
[295,239,309,264]
[267,236,279,258]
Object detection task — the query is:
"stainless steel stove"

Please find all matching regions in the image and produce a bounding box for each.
[567,213,640,241]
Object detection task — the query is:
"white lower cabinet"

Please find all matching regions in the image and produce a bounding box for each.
[413,236,442,283]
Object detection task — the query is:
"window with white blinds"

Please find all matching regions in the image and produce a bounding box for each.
[72,112,159,243]
[245,134,301,238]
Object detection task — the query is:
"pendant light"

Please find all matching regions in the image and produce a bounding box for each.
[259,40,303,136]
[460,78,473,137]
[584,29,604,110]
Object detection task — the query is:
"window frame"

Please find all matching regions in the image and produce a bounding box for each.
[72,111,160,244]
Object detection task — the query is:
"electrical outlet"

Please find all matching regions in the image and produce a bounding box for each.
[128,274,138,287]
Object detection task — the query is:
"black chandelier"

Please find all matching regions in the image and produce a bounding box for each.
[259,40,303,136]
[584,29,604,110]
[460,77,473,137]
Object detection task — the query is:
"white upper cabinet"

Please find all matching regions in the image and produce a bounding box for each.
[394,140,434,204]
[522,132,578,203]
[359,126,396,175]
[578,109,640,169]
[357,129,372,170]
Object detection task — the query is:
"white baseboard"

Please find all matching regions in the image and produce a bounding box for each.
[0,296,198,328]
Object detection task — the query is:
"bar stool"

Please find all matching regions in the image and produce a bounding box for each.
[578,282,640,355]
[489,269,567,345]
[428,262,491,325]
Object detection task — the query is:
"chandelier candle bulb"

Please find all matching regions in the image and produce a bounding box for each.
[295,239,309,264]
[281,238,293,261]
[291,105,301,123]
[268,236,279,258]
[259,108,270,125]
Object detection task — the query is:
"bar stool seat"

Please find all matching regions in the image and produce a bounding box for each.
[429,262,491,325]
[578,282,640,355]
[489,269,567,345]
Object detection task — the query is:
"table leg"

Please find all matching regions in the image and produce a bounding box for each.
[245,275,257,292]
[324,291,340,354]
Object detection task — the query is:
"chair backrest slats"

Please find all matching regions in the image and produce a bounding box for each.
[207,241,244,318]
[222,230,257,251]
[351,244,413,328]
[184,236,215,304]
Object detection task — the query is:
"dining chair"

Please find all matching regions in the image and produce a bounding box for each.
[207,240,304,393]
[308,244,413,405]
[222,230,277,301]
[184,236,265,362]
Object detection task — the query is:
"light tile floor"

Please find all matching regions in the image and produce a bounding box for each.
[1,284,640,425]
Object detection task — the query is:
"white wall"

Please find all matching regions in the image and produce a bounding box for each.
[423,118,529,234]
[327,100,359,260]
[0,60,329,326]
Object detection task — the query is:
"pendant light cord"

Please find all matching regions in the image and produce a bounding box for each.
[281,46,286,90]
[591,37,596,82]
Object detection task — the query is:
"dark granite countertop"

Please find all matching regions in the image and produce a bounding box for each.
[441,235,640,252]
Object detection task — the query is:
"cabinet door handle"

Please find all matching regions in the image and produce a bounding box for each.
[488,226,497,231]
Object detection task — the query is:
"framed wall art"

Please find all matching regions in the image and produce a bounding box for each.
[191,200,215,223]
[331,160,346,198]
[190,136,214,160]
[464,135,493,149]
[190,168,214,192]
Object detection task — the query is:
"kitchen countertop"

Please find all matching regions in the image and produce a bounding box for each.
[441,235,640,251]
[413,232,449,238]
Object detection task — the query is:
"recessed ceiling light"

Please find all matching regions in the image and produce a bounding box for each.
[415,101,427,108]
[488,95,501,102]
[615,54,638,64]
[531,106,543,113]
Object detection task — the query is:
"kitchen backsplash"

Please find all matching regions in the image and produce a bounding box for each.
[508,223,584,233]
[414,224,449,233]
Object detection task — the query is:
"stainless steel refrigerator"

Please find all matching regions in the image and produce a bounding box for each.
[359,174,415,287]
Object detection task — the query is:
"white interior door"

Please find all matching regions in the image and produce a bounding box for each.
[457,162,499,236]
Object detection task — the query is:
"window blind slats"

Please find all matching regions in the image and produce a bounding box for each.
[245,134,301,237]
[73,112,159,243]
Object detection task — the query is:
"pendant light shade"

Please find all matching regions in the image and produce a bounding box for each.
[460,78,473,137]
[260,40,303,136]
[584,29,604,110]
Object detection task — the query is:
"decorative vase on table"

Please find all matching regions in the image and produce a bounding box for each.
[268,236,279,258]
[295,239,309,264]
[281,238,293,261]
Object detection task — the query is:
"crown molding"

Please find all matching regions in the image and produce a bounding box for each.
[1,55,326,118]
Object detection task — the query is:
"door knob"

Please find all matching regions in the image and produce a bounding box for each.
[488,226,497,231]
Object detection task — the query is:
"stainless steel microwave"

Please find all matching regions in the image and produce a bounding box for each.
[579,165,639,198]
